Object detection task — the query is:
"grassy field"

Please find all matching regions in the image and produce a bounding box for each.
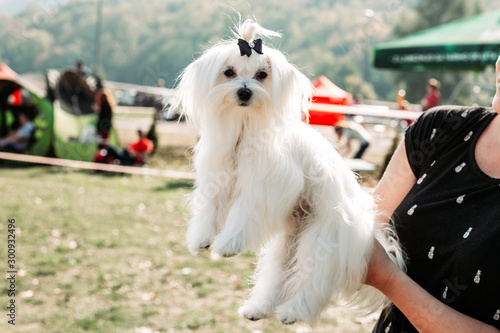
[0,148,380,333]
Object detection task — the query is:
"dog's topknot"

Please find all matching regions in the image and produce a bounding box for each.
[236,19,281,43]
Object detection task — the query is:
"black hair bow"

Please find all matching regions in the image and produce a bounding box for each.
[238,38,263,57]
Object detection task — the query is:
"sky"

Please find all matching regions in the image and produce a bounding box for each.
[0,0,72,16]
[0,0,33,15]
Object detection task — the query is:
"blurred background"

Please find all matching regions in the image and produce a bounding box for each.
[1,0,499,106]
[1,1,500,333]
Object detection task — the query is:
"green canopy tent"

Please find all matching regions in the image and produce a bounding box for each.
[51,69,119,162]
[374,8,500,71]
[3,66,120,162]
[19,68,120,162]
[0,63,53,157]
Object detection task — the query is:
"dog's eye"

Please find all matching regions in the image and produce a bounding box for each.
[256,71,268,80]
[224,69,235,78]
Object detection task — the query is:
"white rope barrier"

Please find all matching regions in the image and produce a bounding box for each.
[310,103,422,120]
[0,104,420,178]
[0,152,196,180]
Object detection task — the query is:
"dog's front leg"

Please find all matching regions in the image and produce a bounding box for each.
[186,187,220,253]
[210,196,258,257]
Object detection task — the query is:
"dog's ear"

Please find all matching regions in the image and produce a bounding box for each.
[170,58,203,125]
[268,50,311,123]
[171,45,233,126]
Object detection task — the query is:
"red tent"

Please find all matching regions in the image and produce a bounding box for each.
[307,76,352,126]
[0,63,23,105]
[0,63,18,81]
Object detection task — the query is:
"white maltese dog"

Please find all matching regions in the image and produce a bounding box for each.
[172,19,404,326]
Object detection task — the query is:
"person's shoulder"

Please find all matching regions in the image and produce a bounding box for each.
[417,105,492,126]
[405,106,482,176]
[408,106,496,150]
[406,106,492,147]
[20,121,35,131]
[422,105,469,117]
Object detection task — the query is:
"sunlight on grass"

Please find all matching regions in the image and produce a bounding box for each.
[0,160,378,332]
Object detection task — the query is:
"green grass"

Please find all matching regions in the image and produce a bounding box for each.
[0,151,378,333]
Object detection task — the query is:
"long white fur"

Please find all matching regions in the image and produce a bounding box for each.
[172,19,404,326]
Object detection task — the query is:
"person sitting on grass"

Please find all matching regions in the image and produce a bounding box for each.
[0,111,35,152]
[121,129,154,166]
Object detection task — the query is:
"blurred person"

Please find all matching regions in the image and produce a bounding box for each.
[397,89,414,126]
[154,78,166,118]
[354,93,364,104]
[421,78,441,111]
[334,119,371,159]
[0,111,35,152]
[121,129,154,165]
[364,55,500,332]
[75,59,90,76]
[397,89,410,110]
[156,78,165,88]
[94,88,115,146]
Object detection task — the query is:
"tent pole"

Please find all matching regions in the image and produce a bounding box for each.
[92,0,103,75]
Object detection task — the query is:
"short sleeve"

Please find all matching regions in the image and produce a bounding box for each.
[17,122,35,139]
[404,106,487,178]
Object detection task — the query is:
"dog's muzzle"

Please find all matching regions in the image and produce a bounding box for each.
[237,87,253,105]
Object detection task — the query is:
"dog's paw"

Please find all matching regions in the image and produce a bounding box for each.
[210,236,242,258]
[187,241,211,254]
[213,248,240,258]
[238,300,273,321]
[198,243,211,251]
[280,317,297,326]
[275,305,300,326]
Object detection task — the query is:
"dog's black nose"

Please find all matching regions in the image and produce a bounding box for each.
[237,88,252,102]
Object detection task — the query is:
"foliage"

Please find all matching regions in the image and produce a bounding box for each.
[0,0,415,101]
[0,0,498,105]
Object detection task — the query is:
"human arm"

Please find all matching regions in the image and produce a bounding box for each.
[373,139,416,223]
[366,139,500,333]
[0,132,25,147]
